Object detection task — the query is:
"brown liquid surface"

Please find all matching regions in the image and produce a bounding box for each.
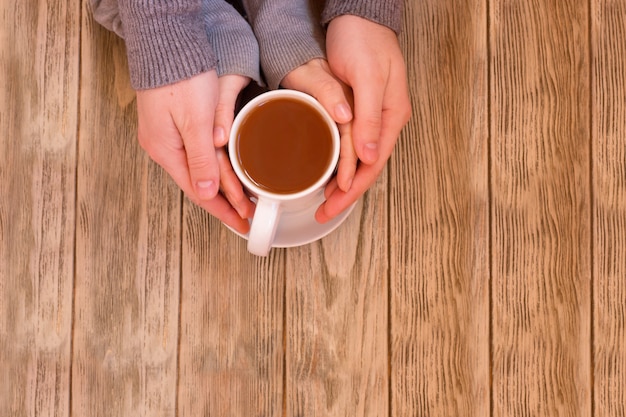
[236,97,334,194]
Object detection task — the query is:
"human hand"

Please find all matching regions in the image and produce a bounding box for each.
[135,70,251,233]
[281,58,359,197]
[316,15,412,223]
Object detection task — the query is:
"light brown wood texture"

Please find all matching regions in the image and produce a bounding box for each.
[490,1,592,416]
[592,1,626,416]
[0,1,79,416]
[72,6,181,417]
[285,192,387,416]
[391,0,490,416]
[2,0,626,417]
[178,206,285,417]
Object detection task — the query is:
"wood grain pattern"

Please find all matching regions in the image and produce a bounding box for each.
[6,0,626,415]
[71,7,181,417]
[592,1,626,416]
[490,1,591,416]
[178,207,284,417]
[0,1,79,416]
[285,185,388,416]
[390,1,490,416]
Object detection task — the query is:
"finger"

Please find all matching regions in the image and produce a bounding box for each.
[372,66,412,159]
[216,147,255,219]
[192,192,251,234]
[336,121,357,192]
[214,75,250,147]
[383,61,412,132]
[316,160,384,223]
[353,78,384,164]
[159,71,219,201]
[317,86,408,223]
[281,59,353,125]
[136,97,212,205]
[313,77,353,125]
[182,122,220,201]
[324,176,339,199]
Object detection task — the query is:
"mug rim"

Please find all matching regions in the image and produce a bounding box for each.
[228,89,340,201]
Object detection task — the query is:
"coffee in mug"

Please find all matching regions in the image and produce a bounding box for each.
[235,97,334,194]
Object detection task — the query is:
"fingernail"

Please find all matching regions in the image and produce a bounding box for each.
[364,142,379,163]
[196,180,217,200]
[213,126,226,146]
[335,103,352,122]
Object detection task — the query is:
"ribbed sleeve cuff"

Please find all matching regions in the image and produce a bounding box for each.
[204,3,263,86]
[209,29,263,85]
[259,32,325,90]
[252,8,326,89]
[322,0,404,35]
[119,1,217,90]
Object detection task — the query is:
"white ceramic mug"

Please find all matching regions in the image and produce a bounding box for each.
[228,90,341,256]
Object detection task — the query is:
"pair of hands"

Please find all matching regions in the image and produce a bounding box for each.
[135,16,411,234]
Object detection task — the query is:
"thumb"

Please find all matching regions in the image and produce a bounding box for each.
[182,123,221,201]
[281,58,353,125]
[351,77,384,165]
[169,73,222,201]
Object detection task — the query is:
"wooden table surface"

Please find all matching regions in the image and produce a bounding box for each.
[2,1,625,416]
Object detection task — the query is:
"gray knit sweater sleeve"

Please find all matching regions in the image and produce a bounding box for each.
[322,0,405,35]
[243,0,326,90]
[91,0,261,90]
[119,0,217,90]
[203,1,262,85]
[242,0,404,89]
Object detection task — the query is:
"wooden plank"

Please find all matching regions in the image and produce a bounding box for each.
[177,207,284,417]
[284,183,388,416]
[390,0,490,416]
[0,0,79,416]
[71,7,181,417]
[490,1,591,416]
[591,1,626,416]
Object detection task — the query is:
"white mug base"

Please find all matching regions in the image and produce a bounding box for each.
[225,194,357,249]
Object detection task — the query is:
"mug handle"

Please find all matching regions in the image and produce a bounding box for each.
[247,198,281,256]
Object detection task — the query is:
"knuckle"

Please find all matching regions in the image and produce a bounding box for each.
[186,153,213,171]
[338,152,353,161]
[318,78,341,96]
[180,113,212,137]
[214,101,234,119]
[361,115,382,131]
